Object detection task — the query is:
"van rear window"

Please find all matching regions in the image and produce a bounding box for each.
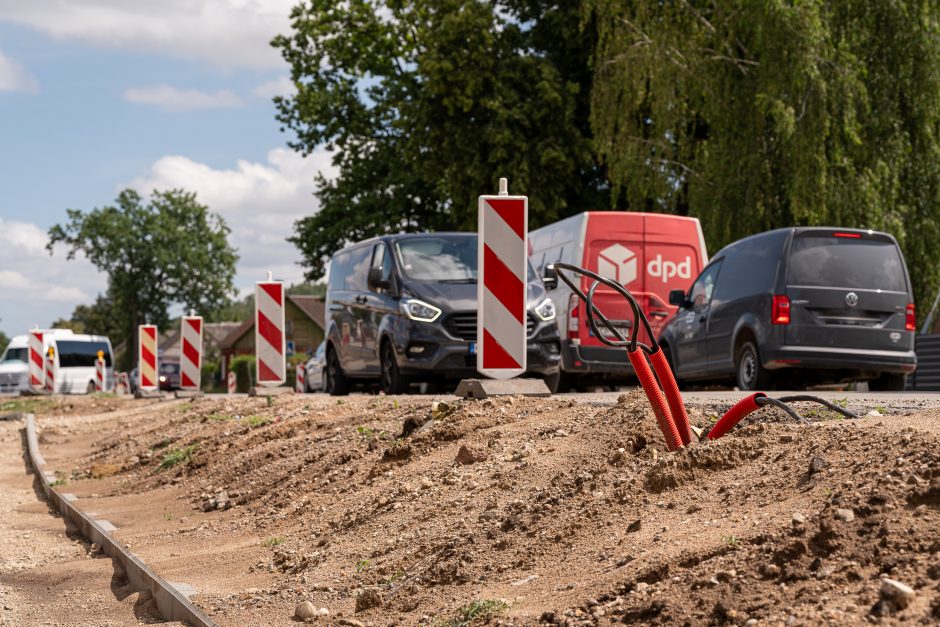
[57,341,112,368]
[788,236,906,292]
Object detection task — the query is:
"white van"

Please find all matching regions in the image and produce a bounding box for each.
[0,329,114,394]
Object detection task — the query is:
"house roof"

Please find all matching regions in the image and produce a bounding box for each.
[218,295,325,350]
[160,321,243,360]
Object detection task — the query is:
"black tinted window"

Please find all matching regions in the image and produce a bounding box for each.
[788,236,906,291]
[689,261,722,309]
[57,341,112,367]
[396,235,476,281]
[713,231,787,302]
[345,246,372,291]
[371,243,393,284]
[1,347,27,363]
[328,252,350,291]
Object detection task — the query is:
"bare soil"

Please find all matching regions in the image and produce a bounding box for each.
[20,392,940,626]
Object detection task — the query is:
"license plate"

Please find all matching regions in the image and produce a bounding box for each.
[468,342,476,355]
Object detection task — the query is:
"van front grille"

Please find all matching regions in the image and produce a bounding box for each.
[443,312,537,340]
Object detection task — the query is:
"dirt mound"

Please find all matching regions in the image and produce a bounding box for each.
[33,393,940,625]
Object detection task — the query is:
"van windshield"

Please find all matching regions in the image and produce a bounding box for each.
[788,236,907,292]
[57,341,112,367]
[0,347,27,363]
[396,235,478,282]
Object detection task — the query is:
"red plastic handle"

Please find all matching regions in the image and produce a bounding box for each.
[628,350,683,451]
[648,348,692,446]
[707,392,767,440]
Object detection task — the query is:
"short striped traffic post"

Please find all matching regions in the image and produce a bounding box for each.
[28,329,44,391]
[227,370,236,394]
[44,348,55,393]
[180,314,203,391]
[255,275,286,387]
[295,363,306,394]
[95,351,106,392]
[138,324,158,392]
[477,178,528,379]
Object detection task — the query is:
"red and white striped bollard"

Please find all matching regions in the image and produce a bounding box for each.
[255,274,286,387]
[227,370,236,394]
[295,363,306,393]
[138,324,158,392]
[180,314,203,391]
[28,329,45,391]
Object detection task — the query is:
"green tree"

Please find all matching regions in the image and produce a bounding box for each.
[47,189,238,369]
[0,330,9,352]
[274,0,606,279]
[587,0,940,315]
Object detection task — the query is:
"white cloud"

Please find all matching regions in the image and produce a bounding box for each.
[130,147,336,288]
[124,84,243,111]
[0,0,296,71]
[0,49,38,93]
[252,75,296,100]
[0,218,106,335]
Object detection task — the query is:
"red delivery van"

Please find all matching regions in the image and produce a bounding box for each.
[529,212,708,389]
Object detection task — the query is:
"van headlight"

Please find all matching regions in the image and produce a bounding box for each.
[533,297,556,321]
[400,298,442,322]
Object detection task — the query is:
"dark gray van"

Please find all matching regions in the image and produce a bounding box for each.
[324,232,561,395]
[659,227,917,390]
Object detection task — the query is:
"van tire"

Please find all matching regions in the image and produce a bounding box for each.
[380,342,408,395]
[86,381,96,394]
[542,371,561,394]
[736,341,772,391]
[325,346,350,396]
[869,372,907,392]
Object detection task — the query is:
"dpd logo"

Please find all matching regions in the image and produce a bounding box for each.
[597,244,637,285]
[648,255,692,283]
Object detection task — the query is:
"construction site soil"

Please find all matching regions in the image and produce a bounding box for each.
[21,392,940,626]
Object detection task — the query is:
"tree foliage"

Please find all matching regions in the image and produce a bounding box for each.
[273,0,606,279]
[587,0,940,312]
[47,189,238,368]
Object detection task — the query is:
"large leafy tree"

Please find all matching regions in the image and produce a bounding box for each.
[587,0,940,314]
[274,0,606,279]
[47,189,238,369]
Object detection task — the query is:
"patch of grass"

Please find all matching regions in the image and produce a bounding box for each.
[356,559,371,572]
[724,534,740,548]
[356,425,387,442]
[439,599,509,627]
[875,405,887,414]
[164,512,173,521]
[336,399,344,405]
[91,392,116,399]
[382,569,405,587]
[50,476,67,487]
[206,413,234,422]
[0,398,55,414]
[247,415,270,428]
[262,536,284,547]
[266,396,273,408]
[834,397,848,409]
[158,444,198,471]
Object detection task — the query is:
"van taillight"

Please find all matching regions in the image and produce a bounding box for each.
[906,303,916,331]
[772,295,791,325]
[567,294,580,338]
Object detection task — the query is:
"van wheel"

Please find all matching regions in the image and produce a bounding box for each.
[86,381,96,394]
[380,342,408,395]
[869,372,907,392]
[542,371,561,394]
[736,341,772,391]
[325,347,350,396]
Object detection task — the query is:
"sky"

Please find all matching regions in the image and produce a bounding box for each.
[0,0,336,339]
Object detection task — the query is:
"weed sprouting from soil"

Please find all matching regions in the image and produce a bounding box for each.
[356,559,371,572]
[50,471,67,488]
[158,444,198,470]
[724,534,740,548]
[436,599,509,626]
[0,398,55,414]
[262,536,284,547]
[266,396,273,408]
[206,413,234,422]
[247,415,270,428]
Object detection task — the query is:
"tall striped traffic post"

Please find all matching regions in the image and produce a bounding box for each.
[138,324,158,395]
[227,370,236,394]
[95,350,106,392]
[44,347,55,393]
[254,273,287,393]
[180,313,203,392]
[477,178,528,379]
[295,363,306,394]
[28,329,45,392]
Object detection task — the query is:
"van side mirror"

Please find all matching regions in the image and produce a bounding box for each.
[669,289,688,307]
[367,267,389,291]
[543,264,558,290]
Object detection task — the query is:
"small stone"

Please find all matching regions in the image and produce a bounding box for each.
[880,578,915,610]
[809,456,827,474]
[626,519,641,533]
[744,620,757,626]
[455,444,487,465]
[635,582,649,593]
[609,448,625,464]
[295,600,317,620]
[763,564,781,577]
[834,508,855,523]
[338,620,365,627]
[316,607,330,617]
[791,512,806,526]
[355,587,384,613]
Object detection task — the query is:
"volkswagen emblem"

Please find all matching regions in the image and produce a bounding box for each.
[845,292,859,307]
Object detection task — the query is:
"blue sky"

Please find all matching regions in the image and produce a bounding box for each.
[0,1,334,339]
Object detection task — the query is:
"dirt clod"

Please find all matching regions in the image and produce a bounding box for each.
[355,587,383,613]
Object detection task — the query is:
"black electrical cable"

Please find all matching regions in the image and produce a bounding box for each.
[776,395,860,420]
[754,396,811,426]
